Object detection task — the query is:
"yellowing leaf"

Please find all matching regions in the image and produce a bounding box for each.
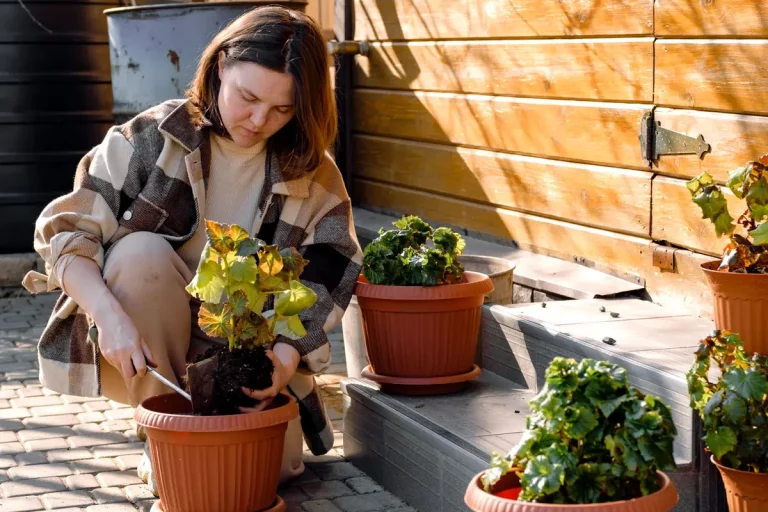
[275,281,317,316]
[273,314,307,340]
[258,245,284,276]
[205,220,249,252]
[280,247,309,275]
[198,303,232,340]
[227,253,258,283]
[185,259,225,303]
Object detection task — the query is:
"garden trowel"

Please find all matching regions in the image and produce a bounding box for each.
[145,354,219,415]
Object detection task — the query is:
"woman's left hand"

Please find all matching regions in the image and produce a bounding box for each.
[240,343,300,413]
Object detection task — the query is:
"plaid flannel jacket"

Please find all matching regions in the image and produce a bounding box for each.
[22,100,363,455]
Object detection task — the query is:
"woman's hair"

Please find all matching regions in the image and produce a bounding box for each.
[187,6,336,177]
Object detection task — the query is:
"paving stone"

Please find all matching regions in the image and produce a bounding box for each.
[0,431,17,443]
[70,458,118,475]
[0,408,30,420]
[84,402,112,413]
[288,466,320,485]
[1,382,24,390]
[23,414,79,428]
[68,433,127,449]
[0,469,7,483]
[332,492,404,512]
[0,363,34,373]
[0,419,24,432]
[0,389,18,399]
[114,455,141,472]
[0,442,24,455]
[100,421,133,433]
[300,481,356,500]
[77,413,106,424]
[17,427,76,443]
[0,399,10,409]
[61,396,105,404]
[136,501,159,512]
[103,410,134,421]
[86,505,137,512]
[96,471,143,488]
[65,473,100,490]
[107,401,130,410]
[1,476,66,497]
[30,404,84,417]
[122,431,139,443]
[8,463,72,480]
[9,396,61,408]
[0,456,16,469]
[14,452,47,466]
[301,500,343,512]
[24,437,70,452]
[91,443,143,459]
[386,508,418,512]
[308,462,364,481]
[344,477,382,495]
[47,449,93,463]
[41,490,94,508]
[72,424,103,435]
[123,484,156,502]
[0,496,43,512]
[90,486,129,505]
[280,486,310,503]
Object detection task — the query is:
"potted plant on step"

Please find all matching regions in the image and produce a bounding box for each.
[354,215,493,395]
[135,220,317,512]
[687,154,768,354]
[687,330,768,511]
[465,357,679,511]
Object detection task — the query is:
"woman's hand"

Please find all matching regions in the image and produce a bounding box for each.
[94,301,156,379]
[240,343,300,413]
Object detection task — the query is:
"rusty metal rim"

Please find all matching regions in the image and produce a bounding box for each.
[104,1,306,15]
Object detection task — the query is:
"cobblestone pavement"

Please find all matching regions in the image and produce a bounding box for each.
[0,292,414,512]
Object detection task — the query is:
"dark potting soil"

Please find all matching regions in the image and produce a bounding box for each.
[194,345,274,416]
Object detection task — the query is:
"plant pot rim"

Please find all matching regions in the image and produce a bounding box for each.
[135,392,298,432]
[465,471,677,510]
[459,254,517,273]
[355,270,494,300]
[701,260,768,276]
[711,455,768,476]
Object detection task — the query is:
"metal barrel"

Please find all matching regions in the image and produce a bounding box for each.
[105,1,308,124]
[0,0,117,254]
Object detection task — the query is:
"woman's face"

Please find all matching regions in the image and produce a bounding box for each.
[217,56,296,148]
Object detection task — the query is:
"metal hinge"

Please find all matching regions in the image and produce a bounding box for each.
[327,40,370,56]
[639,112,711,163]
[652,245,677,272]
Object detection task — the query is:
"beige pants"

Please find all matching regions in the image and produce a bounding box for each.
[99,232,304,482]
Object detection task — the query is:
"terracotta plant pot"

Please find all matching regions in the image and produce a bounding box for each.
[354,271,493,394]
[135,392,298,512]
[701,261,768,354]
[465,471,678,512]
[459,255,516,305]
[712,457,768,512]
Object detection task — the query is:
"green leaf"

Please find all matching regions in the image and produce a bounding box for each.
[228,254,258,283]
[723,368,768,401]
[726,166,748,199]
[691,183,735,237]
[272,314,308,340]
[280,247,309,275]
[275,281,318,316]
[749,222,768,246]
[483,452,513,491]
[564,407,598,440]
[747,177,768,222]
[236,238,264,257]
[565,464,605,503]
[704,427,738,459]
[521,455,564,496]
[185,258,225,303]
[229,292,248,316]
[722,392,747,424]
[703,390,724,416]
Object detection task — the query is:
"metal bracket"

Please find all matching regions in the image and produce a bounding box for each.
[327,40,370,56]
[652,245,677,272]
[640,112,711,163]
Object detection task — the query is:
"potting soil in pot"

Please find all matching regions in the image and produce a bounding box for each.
[195,345,274,415]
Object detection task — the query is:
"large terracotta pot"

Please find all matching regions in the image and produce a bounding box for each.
[465,471,678,512]
[135,392,298,512]
[354,271,493,394]
[712,457,768,512]
[701,261,768,354]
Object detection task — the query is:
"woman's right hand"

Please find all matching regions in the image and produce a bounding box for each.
[94,303,156,379]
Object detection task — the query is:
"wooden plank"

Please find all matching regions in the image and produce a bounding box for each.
[355,179,715,317]
[656,40,768,115]
[651,176,745,255]
[353,135,651,236]
[653,108,768,182]
[354,0,653,40]
[656,0,768,37]
[355,39,654,102]
[352,89,650,169]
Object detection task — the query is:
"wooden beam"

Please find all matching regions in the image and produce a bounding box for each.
[352,89,651,169]
[355,39,654,102]
[354,0,653,40]
[656,0,768,37]
[656,40,768,115]
[353,135,651,236]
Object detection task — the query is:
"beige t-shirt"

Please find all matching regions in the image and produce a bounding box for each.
[178,133,268,272]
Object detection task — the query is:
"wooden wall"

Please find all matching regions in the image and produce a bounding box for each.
[348,0,768,317]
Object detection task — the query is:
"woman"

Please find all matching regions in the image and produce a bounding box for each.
[22,6,362,489]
